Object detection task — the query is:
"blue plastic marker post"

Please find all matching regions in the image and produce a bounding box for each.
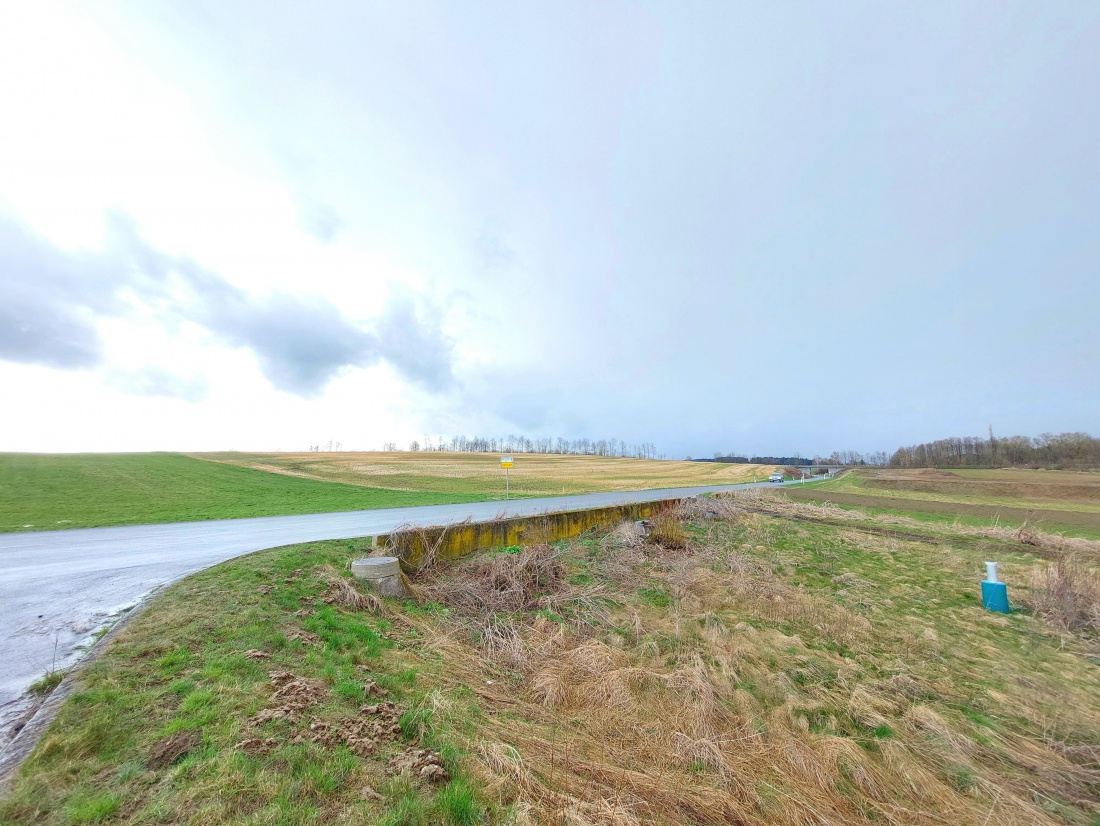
[981,561,1010,613]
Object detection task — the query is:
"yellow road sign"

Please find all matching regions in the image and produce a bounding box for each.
[500,455,514,468]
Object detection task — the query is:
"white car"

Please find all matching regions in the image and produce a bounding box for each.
[769,473,784,483]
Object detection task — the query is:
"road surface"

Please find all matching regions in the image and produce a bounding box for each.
[0,480,779,748]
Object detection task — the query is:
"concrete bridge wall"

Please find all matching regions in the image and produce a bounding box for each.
[376,498,683,570]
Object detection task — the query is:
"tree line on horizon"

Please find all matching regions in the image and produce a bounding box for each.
[370,435,663,460]
[699,450,890,466]
[305,429,1097,471]
[697,455,815,466]
[888,431,1099,470]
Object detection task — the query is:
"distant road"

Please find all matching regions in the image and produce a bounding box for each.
[0,480,777,745]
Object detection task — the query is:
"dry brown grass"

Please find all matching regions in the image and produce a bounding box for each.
[192,451,772,497]
[801,467,1100,521]
[29,495,1098,825]
[318,566,384,614]
[644,509,688,550]
[1021,554,1100,633]
[724,488,1100,558]
[387,502,1100,825]
[417,545,569,617]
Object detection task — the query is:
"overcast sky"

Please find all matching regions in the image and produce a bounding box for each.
[1,1,1097,458]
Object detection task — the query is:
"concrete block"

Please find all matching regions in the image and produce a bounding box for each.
[352,557,408,598]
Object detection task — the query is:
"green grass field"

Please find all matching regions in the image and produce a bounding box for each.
[4,494,1099,825]
[0,453,493,532]
[1,452,769,533]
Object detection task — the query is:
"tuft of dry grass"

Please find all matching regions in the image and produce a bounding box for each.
[645,509,688,550]
[385,517,474,572]
[319,566,384,614]
[1021,554,1100,633]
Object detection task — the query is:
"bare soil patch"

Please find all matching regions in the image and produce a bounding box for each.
[145,731,200,770]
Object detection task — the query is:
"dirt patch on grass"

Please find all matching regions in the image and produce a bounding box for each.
[146,731,201,770]
[251,671,329,724]
[387,747,448,783]
[295,701,403,758]
[782,487,1100,532]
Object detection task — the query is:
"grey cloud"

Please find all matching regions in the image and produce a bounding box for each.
[299,199,342,243]
[106,367,208,402]
[474,227,515,269]
[0,297,102,370]
[0,213,454,397]
[374,293,453,392]
[198,288,380,396]
[0,217,116,369]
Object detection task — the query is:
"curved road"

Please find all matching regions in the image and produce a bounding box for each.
[0,480,779,748]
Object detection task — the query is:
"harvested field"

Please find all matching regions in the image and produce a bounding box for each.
[6,494,1100,825]
[783,487,1100,534]
[193,451,771,498]
[859,468,1100,503]
[811,468,1100,514]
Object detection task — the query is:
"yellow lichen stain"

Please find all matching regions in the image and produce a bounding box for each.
[381,500,676,571]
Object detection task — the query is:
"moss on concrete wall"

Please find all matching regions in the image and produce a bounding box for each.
[378,499,682,571]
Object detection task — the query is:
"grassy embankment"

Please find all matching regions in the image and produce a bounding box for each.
[4,490,1099,825]
[0,453,492,533]
[0,452,769,533]
[783,467,1100,539]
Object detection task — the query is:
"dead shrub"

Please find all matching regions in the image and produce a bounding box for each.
[1022,553,1100,633]
[386,517,473,572]
[418,544,568,616]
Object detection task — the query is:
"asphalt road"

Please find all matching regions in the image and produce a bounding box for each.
[0,480,778,747]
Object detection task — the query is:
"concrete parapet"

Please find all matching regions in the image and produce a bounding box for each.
[377,499,683,571]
